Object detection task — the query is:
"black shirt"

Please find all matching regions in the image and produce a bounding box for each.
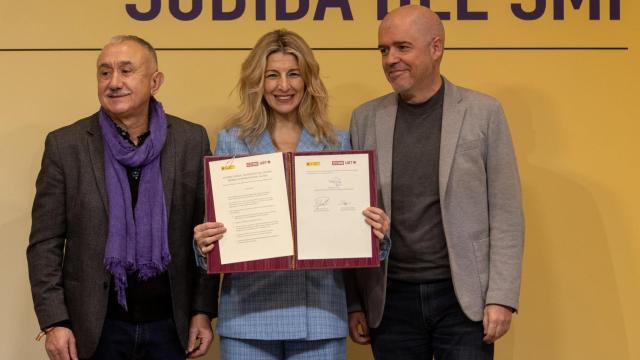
[389,83,451,282]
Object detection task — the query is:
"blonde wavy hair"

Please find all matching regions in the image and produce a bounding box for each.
[227,29,337,146]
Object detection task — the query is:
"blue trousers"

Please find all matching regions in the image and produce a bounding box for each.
[88,318,185,360]
[220,336,346,360]
[370,279,493,360]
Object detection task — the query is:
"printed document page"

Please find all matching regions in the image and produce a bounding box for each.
[209,153,294,264]
[294,153,372,260]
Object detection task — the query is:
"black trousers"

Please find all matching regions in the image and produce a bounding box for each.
[371,279,494,360]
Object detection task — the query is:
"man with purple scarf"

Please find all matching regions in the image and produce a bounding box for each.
[27,35,219,360]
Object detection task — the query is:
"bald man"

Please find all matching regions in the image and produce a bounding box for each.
[346,5,524,359]
[27,35,219,360]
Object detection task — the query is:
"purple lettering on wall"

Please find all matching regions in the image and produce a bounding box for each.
[213,0,245,20]
[124,0,622,22]
[377,0,411,20]
[126,0,161,21]
[313,0,353,20]
[511,0,546,20]
[458,0,488,20]
[432,1,451,21]
[554,0,599,20]
[376,0,450,21]
[256,0,266,20]
[276,0,309,20]
[609,0,620,19]
[555,0,622,20]
[169,0,202,21]
[377,0,388,20]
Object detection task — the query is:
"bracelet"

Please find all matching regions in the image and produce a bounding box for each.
[35,327,54,342]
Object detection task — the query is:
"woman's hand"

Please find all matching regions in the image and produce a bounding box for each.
[362,207,390,240]
[194,222,226,255]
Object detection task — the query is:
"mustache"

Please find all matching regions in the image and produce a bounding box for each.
[105,90,131,97]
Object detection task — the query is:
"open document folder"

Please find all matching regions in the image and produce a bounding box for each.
[204,150,379,273]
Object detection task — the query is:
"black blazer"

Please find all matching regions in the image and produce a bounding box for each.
[27,112,220,358]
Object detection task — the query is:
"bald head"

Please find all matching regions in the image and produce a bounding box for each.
[377,5,445,103]
[380,5,445,48]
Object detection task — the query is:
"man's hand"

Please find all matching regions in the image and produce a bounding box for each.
[187,314,214,358]
[194,222,226,255]
[363,207,390,240]
[482,304,513,344]
[44,327,78,360]
[348,311,371,345]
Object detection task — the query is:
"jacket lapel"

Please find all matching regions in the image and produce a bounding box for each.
[87,114,109,214]
[375,94,398,216]
[439,78,466,199]
[161,119,176,219]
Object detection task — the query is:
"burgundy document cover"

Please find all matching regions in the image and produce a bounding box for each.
[204,150,379,273]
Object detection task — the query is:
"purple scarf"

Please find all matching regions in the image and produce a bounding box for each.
[99,98,170,310]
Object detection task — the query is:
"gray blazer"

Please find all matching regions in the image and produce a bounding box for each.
[27,113,220,358]
[346,78,524,327]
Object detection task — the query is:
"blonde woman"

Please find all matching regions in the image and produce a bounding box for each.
[194,30,389,359]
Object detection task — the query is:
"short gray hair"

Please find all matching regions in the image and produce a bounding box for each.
[108,35,158,69]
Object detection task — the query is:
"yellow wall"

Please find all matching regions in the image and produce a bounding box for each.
[1,1,638,359]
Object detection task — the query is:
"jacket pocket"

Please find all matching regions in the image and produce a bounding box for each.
[472,237,490,298]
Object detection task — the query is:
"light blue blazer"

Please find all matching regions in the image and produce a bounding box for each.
[214,126,351,340]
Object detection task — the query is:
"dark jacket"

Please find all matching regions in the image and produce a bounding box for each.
[27,112,220,358]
